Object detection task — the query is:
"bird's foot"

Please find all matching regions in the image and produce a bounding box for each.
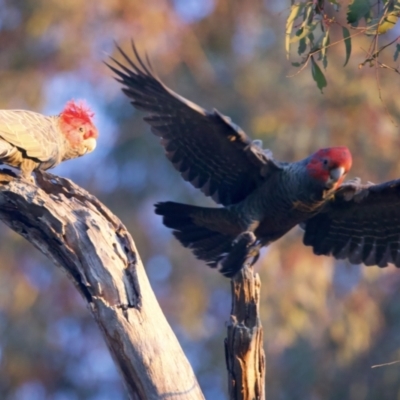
[340,177,374,202]
[219,231,258,278]
[19,170,36,185]
[341,177,361,186]
[232,231,256,246]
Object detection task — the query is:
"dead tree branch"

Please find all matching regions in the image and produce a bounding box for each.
[225,266,266,399]
[0,170,204,400]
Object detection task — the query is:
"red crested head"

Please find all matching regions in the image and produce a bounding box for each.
[59,100,98,155]
[60,100,98,140]
[307,147,352,190]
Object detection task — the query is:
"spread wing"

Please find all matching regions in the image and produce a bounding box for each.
[303,179,400,268]
[106,42,281,206]
[0,110,57,161]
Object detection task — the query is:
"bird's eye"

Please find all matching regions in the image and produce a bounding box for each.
[323,159,328,166]
[79,127,85,133]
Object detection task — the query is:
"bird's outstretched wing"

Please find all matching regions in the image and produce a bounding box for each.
[303,178,400,268]
[106,42,281,206]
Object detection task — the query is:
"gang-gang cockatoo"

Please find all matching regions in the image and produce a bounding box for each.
[108,42,400,278]
[0,100,98,180]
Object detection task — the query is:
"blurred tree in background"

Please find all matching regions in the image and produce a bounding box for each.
[0,0,400,399]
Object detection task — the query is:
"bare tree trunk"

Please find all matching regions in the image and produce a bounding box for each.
[0,171,204,400]
[225,266,266,400]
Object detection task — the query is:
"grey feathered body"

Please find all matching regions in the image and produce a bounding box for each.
[187,159,330,245]
[0,110,83,177]
[154,158,334,277]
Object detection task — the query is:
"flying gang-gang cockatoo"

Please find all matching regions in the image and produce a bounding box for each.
[108,42,400,278]
[0,100,98,181]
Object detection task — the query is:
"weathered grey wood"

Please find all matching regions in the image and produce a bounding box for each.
[0,170,204,400]
[225,266,266,400]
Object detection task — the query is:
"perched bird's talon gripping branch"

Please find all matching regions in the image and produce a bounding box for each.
[0,100,98,180]
[108,41,400,276]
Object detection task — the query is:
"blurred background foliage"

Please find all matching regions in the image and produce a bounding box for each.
[0,0,400,399]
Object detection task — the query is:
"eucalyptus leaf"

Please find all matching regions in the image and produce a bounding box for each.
[286,3,305,58]
[365,11,399,35]
[290,21,319,43]
[321,30,330,69]
[298,37,307,55]
[394,43,400,61]
[311,56,327,93]
[342,27,352,66]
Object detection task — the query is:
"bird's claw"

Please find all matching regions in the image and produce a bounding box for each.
[20,173,36,185]
[340,177,374,202]
[232,231,256,247]
[219,231,258,278]
[342,177,361,186]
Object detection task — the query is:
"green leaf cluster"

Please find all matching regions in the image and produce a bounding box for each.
[286,0,400,92]
[347,0,371,25]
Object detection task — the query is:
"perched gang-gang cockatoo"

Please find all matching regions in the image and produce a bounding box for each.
[108,42,400,278]
[0,100,98,180]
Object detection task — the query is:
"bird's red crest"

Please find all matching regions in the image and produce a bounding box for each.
[60,100,95,128]
[307,147,352,186]
[314,147,352,171]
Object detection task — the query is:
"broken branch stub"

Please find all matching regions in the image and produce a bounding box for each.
[225,266,266,400]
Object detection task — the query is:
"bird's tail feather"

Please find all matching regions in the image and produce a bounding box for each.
[155,201,259,277]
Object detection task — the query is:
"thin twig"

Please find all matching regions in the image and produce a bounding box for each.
[372,360,400,368]
[359,35,400,67]
[378,61,400,74]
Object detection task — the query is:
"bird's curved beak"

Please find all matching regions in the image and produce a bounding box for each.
[326,166,346,189]
[330,166,345,181]
[84,138,97,153]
